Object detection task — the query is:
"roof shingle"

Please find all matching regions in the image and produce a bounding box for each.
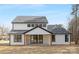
[12,16,48,23]
[47,25,70,34]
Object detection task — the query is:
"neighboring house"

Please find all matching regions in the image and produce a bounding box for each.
[9,16,70,45]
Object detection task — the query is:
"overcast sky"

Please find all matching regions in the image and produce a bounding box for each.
[0,4,72,28]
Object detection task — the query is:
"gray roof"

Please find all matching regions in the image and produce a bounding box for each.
[47,25,70,34]
[9,25,70,34]
[9,30,27,34]
[51,27,69,34]
[47,25,62,31]
[47,25,58,31]
[12,16,48,23]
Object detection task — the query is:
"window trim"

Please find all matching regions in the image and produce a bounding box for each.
[31,24,34,27]
[65,35,69,42]
[14,34,22,42]
[43,24,46,27]
[27,24,30,27]
[39,24,42,27]
[52,35,55,42]
[30,35,43,44]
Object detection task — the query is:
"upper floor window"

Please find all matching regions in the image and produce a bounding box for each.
[43,24,46,27]
[31,24,34,27]
[39,24,42,27]
[35,24,38,27]
[27,24,46,27]
[27,24,30,27]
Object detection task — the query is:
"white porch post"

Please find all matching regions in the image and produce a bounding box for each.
[10,34,14,45]
[22,34,25,45]
[68,34,70,44]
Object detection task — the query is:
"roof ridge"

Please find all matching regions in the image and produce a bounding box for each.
[12,16,48,23]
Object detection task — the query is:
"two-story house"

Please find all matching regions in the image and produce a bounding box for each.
[9,16,70,45]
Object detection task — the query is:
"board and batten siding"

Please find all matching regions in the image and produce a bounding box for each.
[10,34,24,45]
[52,34,70,44]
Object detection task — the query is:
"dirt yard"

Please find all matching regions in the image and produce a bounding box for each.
[0,40,78,54]
[0,45,79,54]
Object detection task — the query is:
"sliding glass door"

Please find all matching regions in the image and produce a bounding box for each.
[30,35,43,44]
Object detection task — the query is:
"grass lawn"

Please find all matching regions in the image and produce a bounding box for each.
[0,45,79,54]
[0,40,9,43]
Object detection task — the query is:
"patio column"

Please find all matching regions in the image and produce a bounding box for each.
[43,34,52,46]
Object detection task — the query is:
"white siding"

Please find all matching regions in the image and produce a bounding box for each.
[13,24,27,30]
[52,34,70,44]
[26,27,50,35]
[68,34,70,43]
[10,34,24,45]
[13,24,33,30]
[13,24,47,30]
[43,35,51,45]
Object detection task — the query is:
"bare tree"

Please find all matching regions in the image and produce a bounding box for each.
[68,4,79,44]
[0,25,9,40]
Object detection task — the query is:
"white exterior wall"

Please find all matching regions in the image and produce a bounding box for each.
[26,27,50,35]
[13,24,47,30]
[10,34,24,45]
[52,34,70,44]
[13,24,33,30]
[68,34,70,43]
[43,35,51,45]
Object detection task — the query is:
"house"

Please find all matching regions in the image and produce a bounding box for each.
[9,16,70,45]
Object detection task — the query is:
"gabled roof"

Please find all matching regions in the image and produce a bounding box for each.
[47,25,62,31]
[51,27,69,34]
[47,25,70,34]
[9,25,70,34]
[12,16,48,23]
[9,26,53,34]
[23,26,53,34]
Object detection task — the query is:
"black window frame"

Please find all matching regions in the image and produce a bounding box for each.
[27,24,30,27]
[43,24,46,27]
[14,34,22,42]
[30,35,43,44]
[52,35,55,42]
[39,35,43,43]
[39,24,42,27]
[35,24,38,27]
[31,24,34,27]
[65,35,68,42]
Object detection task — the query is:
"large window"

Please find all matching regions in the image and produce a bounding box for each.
[43,24,46,27]
[27,24,35,27]
[27,24,46,27]
[30,35,43,44]
[65,35,68,42]
[39,35,43,43]
[39,24,42,27]
[14,34,22,42]
[31,24,34,27]
[35,24,38,27]
[27,24,30,27]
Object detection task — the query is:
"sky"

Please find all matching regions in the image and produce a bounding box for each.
[0,4,72,29]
